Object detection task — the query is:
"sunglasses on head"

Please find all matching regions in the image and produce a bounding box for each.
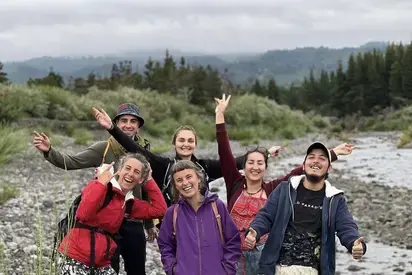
[246,146,270,158]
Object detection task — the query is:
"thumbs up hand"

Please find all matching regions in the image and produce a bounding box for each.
[245,228,257,250]
[352,236,365,260]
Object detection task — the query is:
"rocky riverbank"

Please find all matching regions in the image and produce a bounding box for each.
[0,131,411,274]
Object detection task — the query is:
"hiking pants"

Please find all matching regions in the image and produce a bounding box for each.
[60,256,117,275]
[111,221,147,275]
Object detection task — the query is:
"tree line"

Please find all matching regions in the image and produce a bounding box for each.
[278,42,412,117]
[1,42,412,117]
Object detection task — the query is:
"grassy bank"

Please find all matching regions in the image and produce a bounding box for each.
[0,84,332,146]
[0,125,26,206]
[360,106,412,147]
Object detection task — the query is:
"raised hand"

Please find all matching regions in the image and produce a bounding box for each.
[92,107,113,130]
[333,143,355,156]
[147,167,153,181]
[32,131,51,152]
[96,162,119,185]
[214,94,231,114]
[268,145,285,158]
[352,236,365,260]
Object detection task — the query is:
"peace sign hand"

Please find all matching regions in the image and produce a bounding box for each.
[214,94,231,114]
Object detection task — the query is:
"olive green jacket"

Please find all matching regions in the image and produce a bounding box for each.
[44,138,154,229]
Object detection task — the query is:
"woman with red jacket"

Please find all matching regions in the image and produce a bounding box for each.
[58,153,167,275]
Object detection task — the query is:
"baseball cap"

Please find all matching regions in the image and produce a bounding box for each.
[306,142,331,164]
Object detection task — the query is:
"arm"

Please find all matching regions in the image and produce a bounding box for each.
[216,123,243,197]
[265,148,338,192]
[265,166,304,192]
[201,156,244,181]
[142,185,155,230]
[130,179,167,220]
[44,142,105,170]
[108,124,171,182]
[249,184,282,240]
[335,196,367,255]
[76,180,108,222]
[218,200,241,274]
[157,206,177,275]
[108,124,147,154]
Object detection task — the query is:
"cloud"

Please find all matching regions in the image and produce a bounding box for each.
[0,0,411,61]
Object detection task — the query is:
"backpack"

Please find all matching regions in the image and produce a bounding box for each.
[172,201,225,245]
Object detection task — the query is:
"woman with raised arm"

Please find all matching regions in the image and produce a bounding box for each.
[214,94,354,275]
[157,160,241,275]
[92,107,280,207]
[58,153,167,275]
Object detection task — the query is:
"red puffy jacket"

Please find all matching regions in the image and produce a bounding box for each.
[58,178,167,267]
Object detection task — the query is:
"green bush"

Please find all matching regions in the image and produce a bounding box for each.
[0,124,27,166]
[398,126,412,148]
[362,106,412,131]
[311,115,330,129]
[0,84,332,143]
[70,128,94,145]
[0,184,19,205]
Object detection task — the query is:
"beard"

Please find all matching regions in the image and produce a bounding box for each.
[304,170,328,183]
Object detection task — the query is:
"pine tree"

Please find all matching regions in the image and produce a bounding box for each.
[401,43,412,101]
[267,78,280,102]
[0,61,9,84]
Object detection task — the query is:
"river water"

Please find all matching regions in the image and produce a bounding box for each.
[210,133,412,275]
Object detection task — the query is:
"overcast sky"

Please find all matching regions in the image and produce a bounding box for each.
[1,0,411,61]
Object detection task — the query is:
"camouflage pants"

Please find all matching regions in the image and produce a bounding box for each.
[59,256,117,275]
[275,265,318,275]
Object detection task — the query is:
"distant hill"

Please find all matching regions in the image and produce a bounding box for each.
[3,41,389,86]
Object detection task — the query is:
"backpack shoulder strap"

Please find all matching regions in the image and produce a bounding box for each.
[163,162,172,191]
[172,204,179,237]
[211,201,225,245]
[100,182,113,210]
[143,138,151,150]
[101,141,111,165]
[124,199,134,217]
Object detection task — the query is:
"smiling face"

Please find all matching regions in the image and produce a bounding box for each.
[173,129,197,159]
[116,114,140,137]
[117,158,144,192]
[244,152,266,182]
[173,168,201,200]
[303,148,331,183]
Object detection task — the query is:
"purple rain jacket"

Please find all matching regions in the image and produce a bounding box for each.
[157,191,241,275]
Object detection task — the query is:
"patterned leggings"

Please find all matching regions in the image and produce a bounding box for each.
[59,257,117,275]
[275,265,318,275]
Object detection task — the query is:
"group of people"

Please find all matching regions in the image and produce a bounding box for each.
[32,95,367,275]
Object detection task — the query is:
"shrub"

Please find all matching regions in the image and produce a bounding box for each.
[0,124,27,166]
[398,126,412,148]
[70,128,94,145]
[0,84,330,144]
[0,184,19,205]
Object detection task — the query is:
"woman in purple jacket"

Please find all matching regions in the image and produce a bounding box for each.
[157,160,241,275]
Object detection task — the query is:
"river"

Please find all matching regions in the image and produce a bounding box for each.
[210,132,412,275]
